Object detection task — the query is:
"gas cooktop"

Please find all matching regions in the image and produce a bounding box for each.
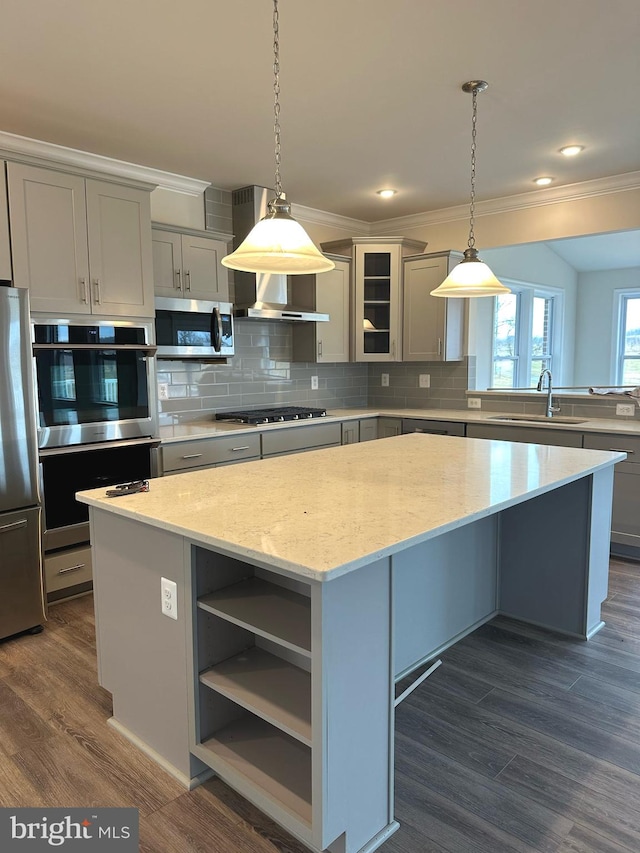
[216,406,327,425]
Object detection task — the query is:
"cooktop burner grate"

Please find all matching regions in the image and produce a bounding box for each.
[215,406,327,425]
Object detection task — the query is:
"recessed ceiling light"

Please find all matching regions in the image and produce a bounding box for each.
[559,145,584,157]
[534,177,554,186]
[376,189,396,198]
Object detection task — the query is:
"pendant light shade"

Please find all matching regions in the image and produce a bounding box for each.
[222,0,334,276]
[431,81,509,298]
[221,198,335,274]
[431,248,510,298]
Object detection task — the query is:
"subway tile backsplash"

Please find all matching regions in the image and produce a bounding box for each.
[157,319,368,424]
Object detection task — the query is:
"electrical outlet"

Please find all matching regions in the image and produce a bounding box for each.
[616,403,635,417]
[419,374,431,388]
[311,375,319,390]
[161,577,178,620]
[158,383,169,400]
[467,397,482,409]
[381,374,389,387]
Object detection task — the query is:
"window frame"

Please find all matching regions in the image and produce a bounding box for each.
[490,281,563,389]
[615,290,640,386]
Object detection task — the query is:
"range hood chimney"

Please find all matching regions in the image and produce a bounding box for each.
[231,186,330,322]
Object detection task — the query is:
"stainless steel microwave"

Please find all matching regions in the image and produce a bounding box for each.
[155,297,235,358]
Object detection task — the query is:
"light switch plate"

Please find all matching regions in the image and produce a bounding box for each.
[381,374,389,387]
[311,375,319,390]
[616,403,635,416]
[419,374,430,388]
[467,398,482,409]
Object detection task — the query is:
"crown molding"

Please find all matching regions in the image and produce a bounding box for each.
[0,131,210,195]
[369,171,640,235]
[290,201,370,235]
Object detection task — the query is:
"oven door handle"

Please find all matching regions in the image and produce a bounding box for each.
[210,307,222,353]
[33,344,157,354]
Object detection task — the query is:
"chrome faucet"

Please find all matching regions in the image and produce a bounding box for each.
[537,369,561,418]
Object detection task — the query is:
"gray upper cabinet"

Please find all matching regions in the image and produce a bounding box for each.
[321,237,426,363]
[152,227,229,302]
[8,163,154,316]
[403,252,465,362]
[291,255,351,363]
[0,164,12,281]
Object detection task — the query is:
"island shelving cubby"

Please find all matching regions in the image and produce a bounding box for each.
[192,551,314,838]
[188,546,396,853]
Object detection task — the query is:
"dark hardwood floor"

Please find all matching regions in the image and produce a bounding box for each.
[0,557,639,852]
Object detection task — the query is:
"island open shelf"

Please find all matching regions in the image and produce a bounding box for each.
[196,714,313,830]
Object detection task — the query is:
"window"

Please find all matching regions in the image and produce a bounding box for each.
[491,287,557,388]
[617,293,640,385]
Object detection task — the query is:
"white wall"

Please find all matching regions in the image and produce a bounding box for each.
[574,267,640,386]
[150,188,206,229]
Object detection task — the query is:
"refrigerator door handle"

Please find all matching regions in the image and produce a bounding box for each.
[0,519,28,533]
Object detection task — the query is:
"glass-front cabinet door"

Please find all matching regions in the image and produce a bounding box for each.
[354,242,403,362]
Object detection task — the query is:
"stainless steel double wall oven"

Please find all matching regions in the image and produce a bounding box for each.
[33,317,159,566]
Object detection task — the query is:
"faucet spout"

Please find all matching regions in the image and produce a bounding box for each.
[537,369,560,418]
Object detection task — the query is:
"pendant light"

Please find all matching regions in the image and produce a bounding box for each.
[222,0,334,275]
[431,81,509,298]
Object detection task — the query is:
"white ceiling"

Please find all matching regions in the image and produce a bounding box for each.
[545,230,640,272]
[1,0,639,221]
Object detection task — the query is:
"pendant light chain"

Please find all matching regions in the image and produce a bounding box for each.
[273,0,282,199]
[468,85,478,251]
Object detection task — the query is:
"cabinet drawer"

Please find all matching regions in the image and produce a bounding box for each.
[45,546,92,594]
[162,434,261,473]
[467,423,582,447]
[261,422,342,457]
[583,432,640,464]
[402,418,465,436]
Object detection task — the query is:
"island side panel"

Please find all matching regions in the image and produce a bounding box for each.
[89,508,205,782]
[392,516,499,679]
[585,466,615,635]
[313,557,395,853]
[498,472,612,637]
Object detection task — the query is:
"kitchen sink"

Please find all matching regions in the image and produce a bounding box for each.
[488,414,588,424]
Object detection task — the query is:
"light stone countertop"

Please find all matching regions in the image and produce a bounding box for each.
[157,407,640,444]
[78,434,623,582]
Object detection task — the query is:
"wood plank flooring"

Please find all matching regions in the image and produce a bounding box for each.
[0,556,638,852]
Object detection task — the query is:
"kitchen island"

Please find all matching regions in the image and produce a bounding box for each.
[77,434,622,853]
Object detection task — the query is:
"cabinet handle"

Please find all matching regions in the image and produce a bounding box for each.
[181,453,203,459]
[609,448,634,454]
[175,269,182,291]
[58,563,86,575]
[79,277,89,303]
[318,340,323,358]
[391,340,396,359]
[438,338,442,356]
[0,519,27,533]
[230,446,251,452]
[185,270,191,291]
[93,279,101,304]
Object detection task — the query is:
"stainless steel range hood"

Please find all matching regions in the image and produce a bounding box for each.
[231,186,330,322]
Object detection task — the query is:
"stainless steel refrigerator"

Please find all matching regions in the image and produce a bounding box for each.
[0,286,46,639]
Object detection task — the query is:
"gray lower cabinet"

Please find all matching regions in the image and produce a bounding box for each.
[583,432,640,555]
[261,422,342,457]
[161,434,261,475]
[466,423,583,447]
[402,418,465,436]
[342,421,360,445]
[359,419,378,442]
[377,418,402,438]
[45,545,93,602]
